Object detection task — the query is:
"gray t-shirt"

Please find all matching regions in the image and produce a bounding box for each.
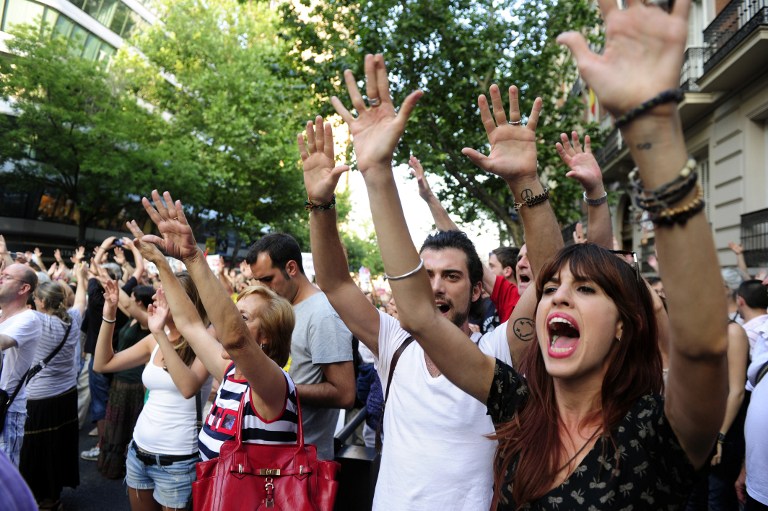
[289,292,353,460]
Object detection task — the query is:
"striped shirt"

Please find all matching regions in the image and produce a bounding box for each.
[198,362,299,461]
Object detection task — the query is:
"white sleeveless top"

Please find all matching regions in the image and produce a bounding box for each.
[132,344,210,455]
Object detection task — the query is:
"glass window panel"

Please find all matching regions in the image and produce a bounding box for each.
[96,0,117,26]
[53,14,74,38]
[108,4,126,34]
[120,9,137,38]
[68,24,87,56]
[4,0,45,31]
[81,0,101,19]
[41,6,56,28]
[97,42,115,62]
[82,33,99,60]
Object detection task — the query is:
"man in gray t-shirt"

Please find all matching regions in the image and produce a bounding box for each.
[246,233,355,460]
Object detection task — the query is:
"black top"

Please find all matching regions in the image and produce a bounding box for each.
[487,360,697,510]
[115,320,149,383]
[82,277,137,354]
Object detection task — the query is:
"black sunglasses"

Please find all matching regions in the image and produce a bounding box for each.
[608,250,642,285]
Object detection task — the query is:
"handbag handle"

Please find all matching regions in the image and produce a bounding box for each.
[231,374,304,450]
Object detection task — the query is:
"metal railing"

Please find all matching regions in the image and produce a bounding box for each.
[703,0,768,73]
[741,208,768,267]
[680,47,706,91]
[595,127,623,169]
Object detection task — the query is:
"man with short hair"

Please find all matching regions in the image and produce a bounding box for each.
[488,246,519,283]
[299,123,514,509]
[483,245,524,323]
[736,279,768,358]
[0,263,42,465]
[245,233,355,460]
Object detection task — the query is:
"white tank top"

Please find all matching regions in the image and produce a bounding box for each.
[132,344,203,455]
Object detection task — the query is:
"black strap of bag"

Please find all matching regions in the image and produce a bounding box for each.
[2,321,72,410]
[375,336,413,453]
[756,360,768,387]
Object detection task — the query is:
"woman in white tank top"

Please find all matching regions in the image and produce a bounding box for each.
[94,271,212,511]
[126,202,299,463]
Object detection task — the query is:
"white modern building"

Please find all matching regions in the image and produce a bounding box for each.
[0,0,158,253]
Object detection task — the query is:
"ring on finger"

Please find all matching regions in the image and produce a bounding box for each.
[508,120,523,126]
[643,0,672,12]
[368,97,382,107]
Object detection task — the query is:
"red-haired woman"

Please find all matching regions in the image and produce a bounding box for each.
[310,0,728,508]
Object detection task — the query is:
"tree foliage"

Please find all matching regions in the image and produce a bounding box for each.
[123,0,313,247]
[0,24,193,241]
[280,0,601,244]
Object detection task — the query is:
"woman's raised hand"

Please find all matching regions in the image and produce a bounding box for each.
[102,279,119,316]
[462,84,542,183]
[139,190,200,262]
[557,0,690,117]
[299,116,350,204]
[331,53,422,174]
[556,132,603,196]
[126,220,166,264]
[147,288,170,335]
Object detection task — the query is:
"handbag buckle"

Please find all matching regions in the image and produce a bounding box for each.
[264,477,275,508]
[258,468,280,476]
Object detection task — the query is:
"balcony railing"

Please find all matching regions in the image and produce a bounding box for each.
[595,127,623,169]
[680,47,706,91]
[703,0,768,73]
[741,208,768,267]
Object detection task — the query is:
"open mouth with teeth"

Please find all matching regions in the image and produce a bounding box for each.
[547,316,580,358]
[519,274,531,285]
[437,303,450,314]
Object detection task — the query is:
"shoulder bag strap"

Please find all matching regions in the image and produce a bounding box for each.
[25,322,73,384]
[756,360,768,387]
[3,321,73,409]
[375,336,414,453]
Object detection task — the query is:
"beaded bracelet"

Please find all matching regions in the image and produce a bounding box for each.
[649,185,705,227]
[513,187,550,212]
[615,88,685,129]
[629,158,697,213]
[583,190,608,206]
[305,194,336,212]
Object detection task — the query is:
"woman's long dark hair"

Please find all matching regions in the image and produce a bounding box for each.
[493,243,662,508]
[173,272,207,367]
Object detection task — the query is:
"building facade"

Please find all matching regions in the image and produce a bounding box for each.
[592,0,768,272]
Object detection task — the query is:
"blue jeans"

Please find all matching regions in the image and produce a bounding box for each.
[88,355,110,422]
[125,442,197,509]
[0,411,27,467]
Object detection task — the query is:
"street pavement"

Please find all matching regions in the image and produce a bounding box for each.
[60,423,130,511]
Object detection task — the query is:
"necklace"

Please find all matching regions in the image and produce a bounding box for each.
[556,427,602,473]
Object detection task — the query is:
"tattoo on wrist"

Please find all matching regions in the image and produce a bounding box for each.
[636,142,652,150]
[513,318,535,341]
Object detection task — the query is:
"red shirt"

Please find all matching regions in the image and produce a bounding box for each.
[490,275,520,323]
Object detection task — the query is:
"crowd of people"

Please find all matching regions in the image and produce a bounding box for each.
[1,1,767,510]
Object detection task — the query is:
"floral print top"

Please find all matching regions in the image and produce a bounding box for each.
[487,360,698,510]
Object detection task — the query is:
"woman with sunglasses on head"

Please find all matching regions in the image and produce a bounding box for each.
[94,272,212,511]
[125,196,298,464]
[18,262,87,511]
[318,0,728,508]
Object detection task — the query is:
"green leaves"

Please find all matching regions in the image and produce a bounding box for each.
[124,0,309,244]
[281,0,601,244]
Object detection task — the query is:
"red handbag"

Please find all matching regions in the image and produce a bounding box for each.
[192,389,340,511]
